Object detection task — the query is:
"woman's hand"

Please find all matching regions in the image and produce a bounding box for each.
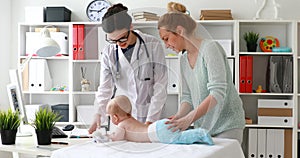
[165,115,193,132]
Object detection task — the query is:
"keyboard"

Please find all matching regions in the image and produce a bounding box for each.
[52,126,68,138]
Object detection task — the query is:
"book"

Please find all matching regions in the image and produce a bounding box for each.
[135,18,159,21]
[133,14,160,19]
[200,16,233,20]
[201,9,231,14]
[35,27,60,32]
[132,11,158,17]
[200,12,232,18]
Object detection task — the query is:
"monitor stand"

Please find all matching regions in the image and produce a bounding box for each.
[16,124,32,137]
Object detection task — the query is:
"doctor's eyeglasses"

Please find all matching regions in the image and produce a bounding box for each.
[106,30,130,44]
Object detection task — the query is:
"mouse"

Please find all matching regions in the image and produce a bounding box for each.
[63,124,74,131]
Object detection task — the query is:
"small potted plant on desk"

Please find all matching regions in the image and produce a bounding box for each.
[0,109,20,145]
[31,108,61,145]
[243,31,260,52]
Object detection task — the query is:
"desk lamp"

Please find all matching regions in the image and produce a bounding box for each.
[8,27,60,136]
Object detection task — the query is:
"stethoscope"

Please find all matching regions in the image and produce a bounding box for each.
[115,31,151,81]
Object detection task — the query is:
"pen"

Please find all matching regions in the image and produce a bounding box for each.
[51,141,69,145]
[70,135,91,138]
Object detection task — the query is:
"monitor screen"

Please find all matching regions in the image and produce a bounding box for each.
[7,70,28,124]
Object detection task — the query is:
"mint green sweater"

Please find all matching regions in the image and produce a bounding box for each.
[180,39,245,136]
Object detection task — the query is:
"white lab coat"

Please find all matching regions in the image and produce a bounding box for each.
[95,30,168,123]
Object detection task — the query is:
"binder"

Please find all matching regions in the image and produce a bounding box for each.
[239,56,247,92]
[73,25,78,60]
[257,129,266,158]
[248,128,257,158]
[29,59,52,91]
[266,129,275,158]
[77,24,85,60]
[268,56,283,93]
[257,99,293,108]
[245,56,253,93]
[282,56,293,93]
[166,58,180,93]
[258,116,293,126]
[274,129,284,158]
[228,58,235,83]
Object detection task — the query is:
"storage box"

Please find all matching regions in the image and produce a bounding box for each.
[257,99,293,108]
[45,7,71,22]
[77,105,97,125]
[25,7,45,23]
[51,104,69,122]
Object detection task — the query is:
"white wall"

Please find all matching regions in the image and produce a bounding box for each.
[0,0,11,111]
[0,2,13,158]
[3,0,300,110]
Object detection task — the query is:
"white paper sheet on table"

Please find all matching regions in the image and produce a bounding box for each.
[51,138,245,158]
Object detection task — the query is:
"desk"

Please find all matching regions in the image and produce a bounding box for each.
[51,138,245,158]
[0,134,91,158]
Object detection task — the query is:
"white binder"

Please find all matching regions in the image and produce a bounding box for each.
[257,99,293,108]
[28,59,52,91]
[166,58,180,93]
[257,129,266,158]
[248,128,257,158]
[274,129,284,158]
[258,116,293,126]
[266,129,275,158]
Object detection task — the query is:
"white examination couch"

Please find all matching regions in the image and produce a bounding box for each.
[51,138,245,158]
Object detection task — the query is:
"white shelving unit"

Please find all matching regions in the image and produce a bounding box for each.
[18,20,300,157]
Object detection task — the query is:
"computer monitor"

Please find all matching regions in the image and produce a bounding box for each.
[7,69,32,136]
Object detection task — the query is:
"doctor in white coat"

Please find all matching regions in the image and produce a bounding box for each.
[89,4,167,133]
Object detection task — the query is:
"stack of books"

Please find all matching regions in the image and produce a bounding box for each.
[132,11,160,21]
[200,9,233,20]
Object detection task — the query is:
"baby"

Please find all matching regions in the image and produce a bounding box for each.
[101,95,213,145]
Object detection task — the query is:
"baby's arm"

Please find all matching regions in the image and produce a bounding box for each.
[108,125,126,141]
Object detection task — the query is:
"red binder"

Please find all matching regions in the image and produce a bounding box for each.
[239,56,247,93]
[245,56,253,93]
[77,24,85,60]
[73,25,78,60]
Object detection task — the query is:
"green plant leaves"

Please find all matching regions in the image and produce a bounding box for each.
[243,31,260,45]
[31,108,62,131]
[0,109,21,130]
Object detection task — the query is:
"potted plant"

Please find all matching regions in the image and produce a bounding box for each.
[31,108,61,145]
[243,31,260,52]
[0,109,20,145]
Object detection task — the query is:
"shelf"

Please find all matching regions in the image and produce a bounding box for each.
[19,56,69,60]
[246,124,294,128]
[239,93,294,96]
[72,60,100,63]
[239,52,294,55]
[23,91,69,94]
[72,91,96,95]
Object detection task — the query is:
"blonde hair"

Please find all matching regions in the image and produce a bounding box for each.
[158,12,196,36]
[167,2,187,13]
[107,95,132,117]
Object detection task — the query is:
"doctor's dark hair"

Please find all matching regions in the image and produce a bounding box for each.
[158,12,196,36]
[102,3,132,33]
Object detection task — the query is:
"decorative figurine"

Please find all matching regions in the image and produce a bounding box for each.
[81,67,90,92]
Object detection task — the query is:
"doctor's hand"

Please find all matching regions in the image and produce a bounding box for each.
[88,113,101,134]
